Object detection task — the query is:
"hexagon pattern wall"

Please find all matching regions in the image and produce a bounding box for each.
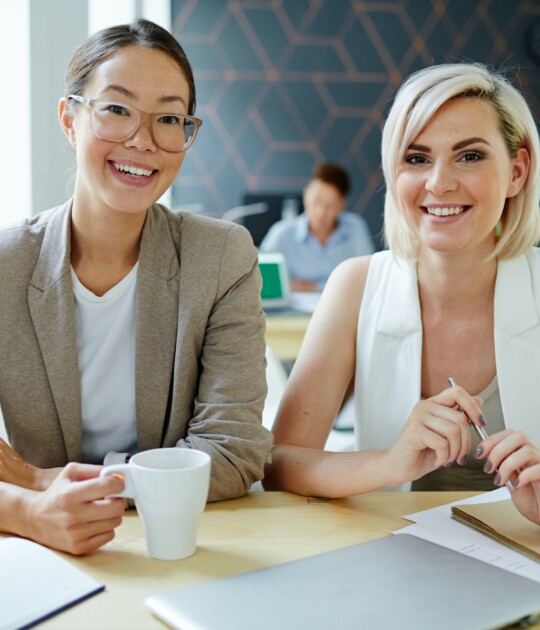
[172,0,540,247]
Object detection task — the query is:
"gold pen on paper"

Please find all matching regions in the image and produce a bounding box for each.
[448,377,514,490]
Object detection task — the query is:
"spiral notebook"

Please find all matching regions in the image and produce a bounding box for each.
[146,534,540,630]
[0,537,104,630]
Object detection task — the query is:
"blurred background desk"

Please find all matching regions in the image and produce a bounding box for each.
[39,491,485,629]
[265,312,311,361]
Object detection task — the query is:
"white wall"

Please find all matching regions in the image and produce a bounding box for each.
[0,2,30,227]
[30,0,88,215]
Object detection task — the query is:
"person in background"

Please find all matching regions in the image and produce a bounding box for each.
[263,62,540,503]
[0,19,272,555]
[259,163,374,292]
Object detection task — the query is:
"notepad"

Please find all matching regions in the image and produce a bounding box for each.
[0,537,104,630]
[451,499,540,562]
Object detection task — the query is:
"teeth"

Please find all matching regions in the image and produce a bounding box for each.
[112,162,153,177]
[426,206,464,216]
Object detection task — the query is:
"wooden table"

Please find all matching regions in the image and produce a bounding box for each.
[33,490,497,629]
[265,314,310,360]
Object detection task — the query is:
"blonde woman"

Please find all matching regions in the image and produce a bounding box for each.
[264,63,540,505]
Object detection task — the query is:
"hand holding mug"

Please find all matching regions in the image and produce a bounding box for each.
[100,448,211,560]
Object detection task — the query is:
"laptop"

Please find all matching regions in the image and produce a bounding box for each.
[146,534,540,630]
[258,252,291,310]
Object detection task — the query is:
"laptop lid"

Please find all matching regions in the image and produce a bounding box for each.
[146,534,540,630]
[258,252,291,310]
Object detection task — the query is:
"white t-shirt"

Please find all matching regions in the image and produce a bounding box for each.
[71,264,138,464]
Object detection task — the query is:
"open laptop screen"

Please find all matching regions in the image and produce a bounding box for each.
[258,252,290,309]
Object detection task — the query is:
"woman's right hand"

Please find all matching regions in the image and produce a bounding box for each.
[21,462,126,555]
[385,385,484,485]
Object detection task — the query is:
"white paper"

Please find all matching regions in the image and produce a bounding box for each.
[0,537,104,630]
[394,487,540,582]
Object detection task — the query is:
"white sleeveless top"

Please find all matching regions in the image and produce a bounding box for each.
[354,252,423,454]
[354,251,507,490]
[71,264,138,464]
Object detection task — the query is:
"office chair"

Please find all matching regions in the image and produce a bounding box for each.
[240,193,304,246]
[222,202,269,224]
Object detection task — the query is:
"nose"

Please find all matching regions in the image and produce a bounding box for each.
[123,114,157,152]
[425,162,457,195]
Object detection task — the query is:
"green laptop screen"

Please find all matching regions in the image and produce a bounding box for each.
[259,262,284,299]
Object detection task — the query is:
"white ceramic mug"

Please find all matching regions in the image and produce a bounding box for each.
[100,448,211,560]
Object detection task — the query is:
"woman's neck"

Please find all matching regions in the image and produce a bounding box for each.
[71,199,145,264]
[70,198,146,295]
[417,247,497,315]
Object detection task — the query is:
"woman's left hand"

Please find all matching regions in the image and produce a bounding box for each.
[0,438,61,491]
[476,429,540,525]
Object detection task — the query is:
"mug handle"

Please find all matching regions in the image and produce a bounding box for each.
[100,464,135,498]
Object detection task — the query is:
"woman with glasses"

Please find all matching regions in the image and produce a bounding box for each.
[0,19,271,555]
[263,62,540,512]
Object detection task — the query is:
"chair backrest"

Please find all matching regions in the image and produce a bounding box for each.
[240,192,304,246]
[222,202,269,224]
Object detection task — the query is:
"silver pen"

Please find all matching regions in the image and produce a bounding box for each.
[448,376,514,489]
[448,376,489,441]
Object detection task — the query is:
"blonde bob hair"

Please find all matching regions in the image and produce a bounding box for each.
[382,62,540,261]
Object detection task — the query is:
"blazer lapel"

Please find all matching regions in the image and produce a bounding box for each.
[28,202,83,462]
[377,255,423,435]
[135,206,180,451]
[495,254,540,434]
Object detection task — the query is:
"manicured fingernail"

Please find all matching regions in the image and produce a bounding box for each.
[493,474,501,486]
[478,415,486,426]
[483,461,492,474]
[474,446,483,458]
[512,477,520,489]
[113,473,126,481]
[458,455,468,466]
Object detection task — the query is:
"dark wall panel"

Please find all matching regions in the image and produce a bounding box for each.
[171,0,540,248]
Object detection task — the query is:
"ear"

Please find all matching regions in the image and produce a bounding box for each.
[58,97,77,149]
[506,147,530,198]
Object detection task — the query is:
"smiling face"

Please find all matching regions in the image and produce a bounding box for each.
[59,44,191,217]
[395,97,529,259]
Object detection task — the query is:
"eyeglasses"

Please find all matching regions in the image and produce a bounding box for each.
[67,95,202,152]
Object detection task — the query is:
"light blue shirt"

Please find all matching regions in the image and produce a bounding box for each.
[259,212,374,290]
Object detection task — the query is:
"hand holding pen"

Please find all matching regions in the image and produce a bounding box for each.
[448,377,515,490]
[386,381,487,484]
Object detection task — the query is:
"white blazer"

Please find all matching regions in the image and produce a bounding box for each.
[354,249,540,488]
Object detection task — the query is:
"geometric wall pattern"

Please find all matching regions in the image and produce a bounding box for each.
[172,0,540,248]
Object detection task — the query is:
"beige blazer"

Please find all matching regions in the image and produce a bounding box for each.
[0,200,272,501]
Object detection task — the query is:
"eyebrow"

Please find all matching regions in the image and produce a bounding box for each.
[103,84,188,109]
[407,137,492,153]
